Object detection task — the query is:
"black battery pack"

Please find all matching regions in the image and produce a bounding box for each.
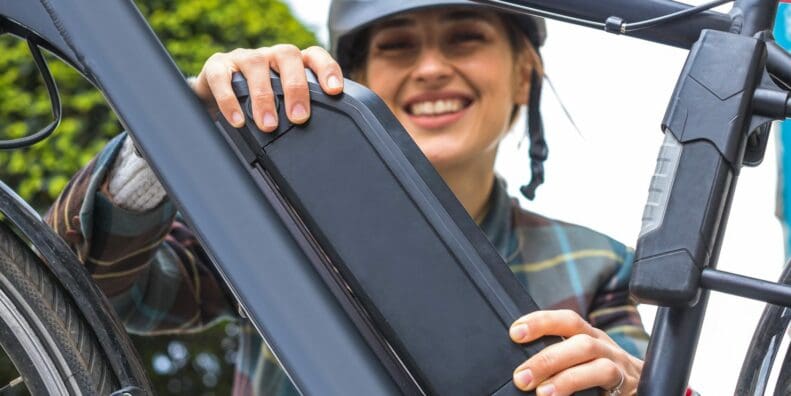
[218,72,593,396]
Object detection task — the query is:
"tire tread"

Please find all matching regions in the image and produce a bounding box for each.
[0,222,117,394]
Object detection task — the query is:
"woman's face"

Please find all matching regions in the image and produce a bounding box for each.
[362,8,534,172]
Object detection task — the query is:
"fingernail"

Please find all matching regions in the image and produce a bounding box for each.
[263,112,277,129]
[292,103,307,120]
[514,369,533,389]
[232,111,244,126]
[327,75,341,90]
[510,324,528,341]
[537,383,555,396]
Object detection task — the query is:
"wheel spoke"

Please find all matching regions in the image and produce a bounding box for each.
[0,376,25,392]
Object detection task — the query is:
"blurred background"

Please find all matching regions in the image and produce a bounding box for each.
[0,0,789,394]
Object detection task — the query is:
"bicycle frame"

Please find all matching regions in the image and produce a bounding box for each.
[2,0,791,394]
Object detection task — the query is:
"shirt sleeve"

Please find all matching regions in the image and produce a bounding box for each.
[586,244,649,359]
[45,132,236,334]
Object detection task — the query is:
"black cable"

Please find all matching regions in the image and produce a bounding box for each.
[471,0,607,30]
[622,0,734,33]
[0,39,61,150]
[472,0,733,35]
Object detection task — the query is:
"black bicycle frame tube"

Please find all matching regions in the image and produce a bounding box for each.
[471,0,732,48]
[733,0,780,36]
[0,1,80,75]
[640,293,712,394]
[702,268,791,306]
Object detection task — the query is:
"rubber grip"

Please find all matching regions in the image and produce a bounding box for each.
[631,138,734,306]
[640,133,683,238]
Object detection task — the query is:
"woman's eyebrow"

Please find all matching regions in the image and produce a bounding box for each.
[375,17,415,31]
[440,10,494,24]
[374,10,493,32]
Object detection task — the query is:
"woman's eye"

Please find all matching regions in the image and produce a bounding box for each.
[376,40,415,51]
[450,32,485,44]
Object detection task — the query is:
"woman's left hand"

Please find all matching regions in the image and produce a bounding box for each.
[509,310,643,396]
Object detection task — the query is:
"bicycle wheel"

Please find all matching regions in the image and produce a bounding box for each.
[0,221,118,395]
[773,341,791,396]
[737,262,791,395]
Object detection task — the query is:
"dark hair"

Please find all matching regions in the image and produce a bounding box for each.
[501,14,530,54]
[342,27,372,79]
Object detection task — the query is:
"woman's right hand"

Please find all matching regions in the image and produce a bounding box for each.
[192,44,345,132]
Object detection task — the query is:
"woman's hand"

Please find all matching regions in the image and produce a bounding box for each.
[509,310,643,396]
[191,45,344,132]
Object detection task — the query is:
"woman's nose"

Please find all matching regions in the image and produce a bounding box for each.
[411,48,453,86]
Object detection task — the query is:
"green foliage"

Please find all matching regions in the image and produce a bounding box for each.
[0,1,317,392]
[0,0,317,210]
[0,3,317,392]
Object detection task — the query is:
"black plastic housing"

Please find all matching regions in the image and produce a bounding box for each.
[631,30,765,307]
[220,72,596,396]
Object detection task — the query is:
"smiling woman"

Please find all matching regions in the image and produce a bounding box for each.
[361,9,538,215]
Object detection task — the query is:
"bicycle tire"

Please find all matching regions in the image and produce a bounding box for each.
[773,340,791,396]
[0,221,118,395]
[736,262,791,395]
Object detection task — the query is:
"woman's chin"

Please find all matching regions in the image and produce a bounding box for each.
[422,149,464,172]
[408,134,469,171]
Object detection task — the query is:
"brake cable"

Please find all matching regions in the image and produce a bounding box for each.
[615,0,735,34]
[0,39,62,150]
[477,0,734,34]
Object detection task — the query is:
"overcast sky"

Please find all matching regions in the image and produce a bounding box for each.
[282,1,788,394]
[285,0,331,45]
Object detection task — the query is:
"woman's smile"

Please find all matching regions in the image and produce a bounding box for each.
[402,91,474,130]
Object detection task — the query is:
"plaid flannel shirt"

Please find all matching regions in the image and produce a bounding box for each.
[47,133,648,395]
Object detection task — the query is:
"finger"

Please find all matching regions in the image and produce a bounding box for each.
[235,48,279,132]
[302,46,344,95]
[512,334,613,391]
[204,53,245,127]
[510,310,596,343]
[589,326,620,347]
[531,358,624,396]
[270,44,310,124]
[192,70,214,107]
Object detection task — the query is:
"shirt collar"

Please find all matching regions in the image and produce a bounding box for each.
[478,177,515,260]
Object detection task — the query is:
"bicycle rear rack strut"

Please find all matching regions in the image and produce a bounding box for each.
[701,269,791,307]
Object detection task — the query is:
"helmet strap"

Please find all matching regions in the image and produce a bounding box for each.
[520,69,547,201]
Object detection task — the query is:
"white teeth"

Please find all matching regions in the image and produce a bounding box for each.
[410,99,465,116]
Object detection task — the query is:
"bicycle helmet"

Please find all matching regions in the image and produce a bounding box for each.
[328,0,549,200]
